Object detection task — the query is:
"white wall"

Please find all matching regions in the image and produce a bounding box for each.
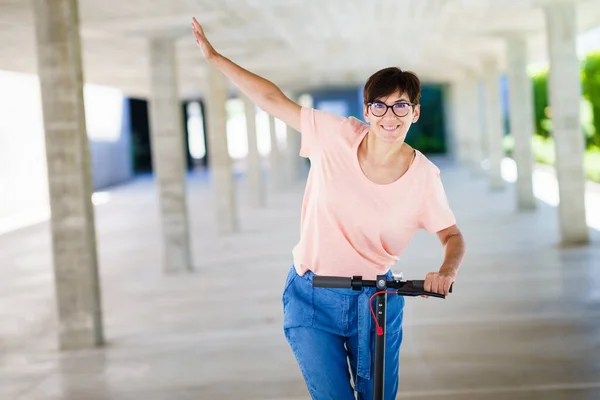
[0,71,49,232]
[0,71,133,233]
[85,85,133,189]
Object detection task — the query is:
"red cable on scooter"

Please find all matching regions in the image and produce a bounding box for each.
[369,290,398,336]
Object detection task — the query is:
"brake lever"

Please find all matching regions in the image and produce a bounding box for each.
[396,289,446,299]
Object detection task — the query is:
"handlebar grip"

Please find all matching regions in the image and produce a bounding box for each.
[411,280,424,290]
[411,280,453,293]
[312,276,352,289]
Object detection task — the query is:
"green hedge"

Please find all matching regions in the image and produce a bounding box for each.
[531,53,600,149]
[532,136,600,183]
[515,52,600,183]
[582,52,600,148]
[532,68,551,138]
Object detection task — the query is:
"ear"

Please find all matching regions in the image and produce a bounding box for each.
[412,104,421,123]
[363,104,369,121]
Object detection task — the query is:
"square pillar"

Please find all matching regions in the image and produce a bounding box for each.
[543,2,589,244]
[148,38,193,272]
[32,0,104,350]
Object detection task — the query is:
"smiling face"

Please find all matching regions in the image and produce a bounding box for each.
[363,91,420,144]
[362,67,422,144]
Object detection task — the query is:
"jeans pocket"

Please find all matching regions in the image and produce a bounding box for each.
[281,266,298,303]
[312,285,348,333]
[282,267,314,329]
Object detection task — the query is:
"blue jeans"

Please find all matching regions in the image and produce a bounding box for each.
[282,265,405,400]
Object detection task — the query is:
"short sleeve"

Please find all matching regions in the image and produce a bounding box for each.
[299,107,345,158]
[419,166,456,233]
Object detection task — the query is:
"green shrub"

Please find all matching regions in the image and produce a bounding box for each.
[532,69,551,138]
[503,134,514,157]
[531,135,555,165]
[531,136,600,183]
[502,135,600,182]
[582,52,600,148]
[584,146,600,182]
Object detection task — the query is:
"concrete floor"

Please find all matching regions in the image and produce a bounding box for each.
[1,158,600,400]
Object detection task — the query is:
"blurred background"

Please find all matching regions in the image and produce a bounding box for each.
[1,0,599,399]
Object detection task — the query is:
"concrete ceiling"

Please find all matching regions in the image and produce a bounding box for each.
[1,0,599,100]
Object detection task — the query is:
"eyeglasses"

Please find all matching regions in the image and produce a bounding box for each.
[368,101,416,118]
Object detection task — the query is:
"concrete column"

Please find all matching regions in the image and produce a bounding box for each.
[31,0,103,350]
[242,95,266,207]
[483,64,506,190]
[206,66,238,233]
[543,2,589,244]
[506,37,536,210]
[148,38,192,273]
[286,124,304,182]
[268,115,284,191]
[448,77,484,172]
[443,83,459,163]
[465,77,486,173]
[477,80,490,168]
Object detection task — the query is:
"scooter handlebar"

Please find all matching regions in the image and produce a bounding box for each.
[312,276,453,297]
[312,276,352,289]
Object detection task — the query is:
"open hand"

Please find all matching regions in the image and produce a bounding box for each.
[191,17,218,61]
[423,271,455,297]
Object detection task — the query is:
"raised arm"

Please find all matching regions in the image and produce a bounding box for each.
[191,17,301,132]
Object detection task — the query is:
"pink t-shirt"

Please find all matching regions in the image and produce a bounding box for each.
[291,107,456,280]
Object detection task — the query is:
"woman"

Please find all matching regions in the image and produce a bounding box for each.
[192,17,465,400]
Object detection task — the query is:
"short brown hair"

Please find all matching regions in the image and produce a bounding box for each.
[363,67,421,105]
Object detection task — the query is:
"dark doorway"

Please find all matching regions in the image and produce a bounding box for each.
[129,98,152,174]
[129,98,204,174]
[182,99,209,169]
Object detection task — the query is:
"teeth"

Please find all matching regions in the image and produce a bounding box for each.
[382,125,398,130]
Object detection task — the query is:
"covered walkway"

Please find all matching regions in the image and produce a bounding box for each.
[2,1,600,399]
[2,158,599,400]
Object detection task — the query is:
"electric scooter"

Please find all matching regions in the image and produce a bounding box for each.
[312,273,453,400]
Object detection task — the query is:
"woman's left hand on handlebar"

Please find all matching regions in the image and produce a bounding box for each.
[423,271,456,297]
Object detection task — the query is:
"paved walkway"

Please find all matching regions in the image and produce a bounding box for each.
[1,157,599,400]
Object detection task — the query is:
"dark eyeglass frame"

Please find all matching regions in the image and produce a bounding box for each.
[367,101,418,118]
